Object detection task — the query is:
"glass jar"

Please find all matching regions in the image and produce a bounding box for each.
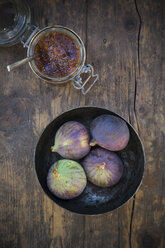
[0,0,31,47]
[27,25,98,94]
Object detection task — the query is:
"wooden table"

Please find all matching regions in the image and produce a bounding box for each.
[0,0,164,247]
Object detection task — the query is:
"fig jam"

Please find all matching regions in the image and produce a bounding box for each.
[34,31,80,78]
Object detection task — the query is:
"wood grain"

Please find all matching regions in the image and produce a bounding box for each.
[0,0,164,247]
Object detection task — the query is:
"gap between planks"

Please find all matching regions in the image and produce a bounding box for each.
[129,0,142,248]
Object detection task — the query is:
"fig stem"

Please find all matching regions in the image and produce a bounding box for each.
[89,140,97,146]
[97,162,106,170]
[53,169,58,174]
[51,146,56,152]
[53,169,60,178]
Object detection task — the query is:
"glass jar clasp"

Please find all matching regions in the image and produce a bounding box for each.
[20,24,40,48]
[72,64,98,95]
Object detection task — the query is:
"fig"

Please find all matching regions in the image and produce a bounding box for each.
[51,121,90,159]
[47,159,87,200]
[90,114,130,151]
[82,148,124,187]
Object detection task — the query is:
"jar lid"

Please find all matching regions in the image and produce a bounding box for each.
[0,0,31,47]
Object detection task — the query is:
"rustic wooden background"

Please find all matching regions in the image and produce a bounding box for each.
[0,0,164,247]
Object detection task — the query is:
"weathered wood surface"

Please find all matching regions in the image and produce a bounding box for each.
[0,0,164,247]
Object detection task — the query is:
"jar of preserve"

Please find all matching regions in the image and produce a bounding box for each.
[27,25,98,94]
[2,0,98,94]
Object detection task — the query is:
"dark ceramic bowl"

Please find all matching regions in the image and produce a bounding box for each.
[34,107,145,215]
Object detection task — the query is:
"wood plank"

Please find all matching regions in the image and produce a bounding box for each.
[0,1,87,248]
[131,0,165,247]
[84,0,140,247]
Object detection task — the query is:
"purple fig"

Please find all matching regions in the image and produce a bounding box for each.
[47,159,87,200]
[51,121,90,159]
[90,115,130,151]
[82,148,124,187]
